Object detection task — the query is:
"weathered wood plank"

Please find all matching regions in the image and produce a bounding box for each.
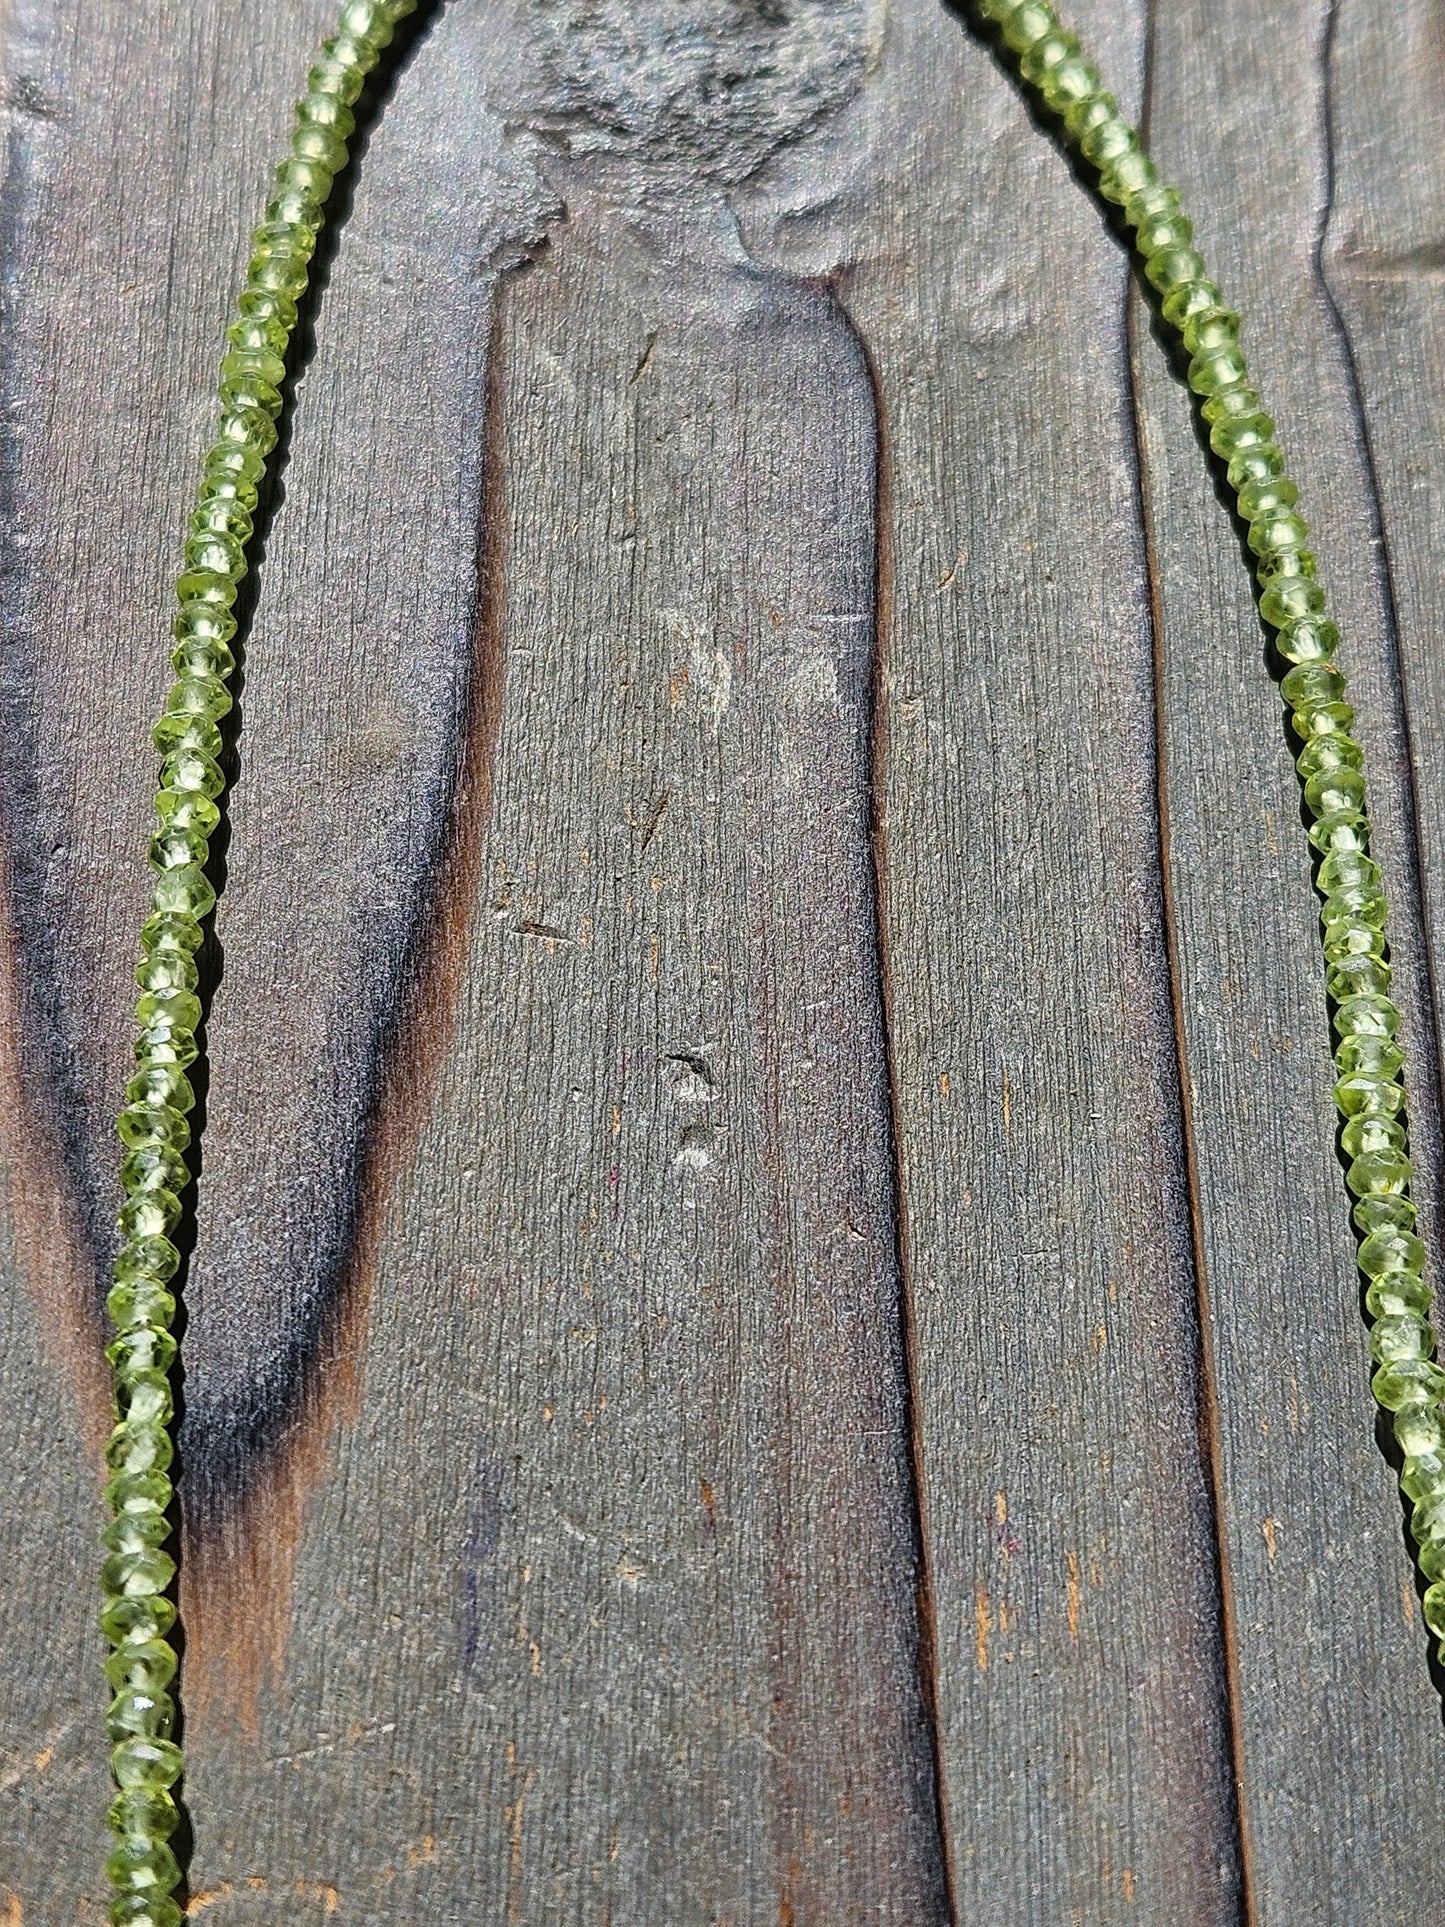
[1136,0,1445,1917]
[747,0,1245,1913]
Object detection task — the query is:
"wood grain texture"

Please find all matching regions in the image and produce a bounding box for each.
[3,0,1445,1917]
[755,2,1244,1915]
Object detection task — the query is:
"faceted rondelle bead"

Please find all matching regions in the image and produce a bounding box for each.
[104,1835,183,1896]
[104,1637,178,1695]
[108,1786,180,1842]
[1347,1148,1412,1196]
[100,1594,177,1647]
[110,1735,184,1792]
[104,1421,173,1478]
[1375,1358,1445,1409]
[108,1899,184,1927]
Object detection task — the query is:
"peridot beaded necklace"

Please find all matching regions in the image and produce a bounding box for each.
[92,0,1441,1917]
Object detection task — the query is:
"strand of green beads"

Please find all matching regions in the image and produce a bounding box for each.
[975,0,1445,1661]
[99,5,417,1922]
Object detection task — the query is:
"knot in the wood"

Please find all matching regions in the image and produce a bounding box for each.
[507,0,883,183]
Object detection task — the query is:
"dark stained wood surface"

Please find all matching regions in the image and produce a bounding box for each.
[3,0,1445,1919]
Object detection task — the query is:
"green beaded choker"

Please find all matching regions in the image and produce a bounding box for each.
[92,0,1439,1917]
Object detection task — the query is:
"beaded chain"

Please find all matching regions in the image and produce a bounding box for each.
[93,0,1441,1916]
[96,4,418,1918]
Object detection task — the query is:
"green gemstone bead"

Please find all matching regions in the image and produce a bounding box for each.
[101,1509,170,1556]
[1348,1149,1412,1197]
[126,1059,196,1108]
[1293,701,1355,744]
[1200,382,1264,427]
[1323,921,1387,968]
[1235,474,1298,518]
[1248,509,1310,559]
[108,1898,184,1927]
[247,251,310,302]
[1334,1072,1404,1120]
[1161,278,1224,327]
[108,1786,180,1843]
[1402,1450,1445,1502]
[114,1370,175,1428]
[153,788,222,839]
[1040,52,1100,116]
[1305,766,1366,817]
[170,638,237,682]
[227,310,291,355]
[1370,1315,1434,1366]
[1139,211,1194,257]
[135,945,200,993]
[1319,850,1381,893]
[309,49,368,108]
[174,568,238,611]
[190,496,254,544]
[221,350,288,395]
[101,1547,177,1598]
[1334,994,1400,1040]
[101,1594,177,1647]
[215,403,279,457]
[237,282,300,330]
[106,1281,178,1334]
[106,1687,176,1744]
[112,1234,182,1285]
[159,748,226,799]
[151,864,217,920]
[1143,244,1206,293]
[1341,1112,1405,1160]
[1227,443,1286,490]
[134,989,202,1034]
[1355,1192,1416,1235]
[1187,347,1248,396]
[134,1031,199,1074]
[203,436,267,494]
[292,123,350,172]
[219,370,284,420]
[183,531,246,580]
[1376,1358,1445,1409]
[1298,734,1363,780]
[1327,953,1392,1002]
[104,1638,178,1695]
[1262,578,1328,626]
[1367,1274,1433,1320]
[173,599,237,643]
[338,0,398,43]
[111,1736,184,1790]
[165,673,232,721]
[1017,25,1078,82]
[1097,145,1155,204]
[265,184,323,228]
[117,1193,183,1241]
[104,1422,173,1478]
[1419,1537,1445,1585]
[148,827,209,875]
[1359,1225,1425,1276]
[1275,617,1339,665]
[1310,812,1370,858]
[1336,1034,1404,1079]
[152,713,224,760]
[105,1469,173,1516]
[106,1326,179,1379]
[993,0,1055,39]
[1209,411,1276,461]
[1180,305,1239,355]
[105,1834,182,1896]
[1257,546,1316,584]
[1394,1399,1445,1457]
[1424,1583,1445,1641]
[296,90,356,135]
[1282,662,1345,711]
[116,1102,190,1152]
